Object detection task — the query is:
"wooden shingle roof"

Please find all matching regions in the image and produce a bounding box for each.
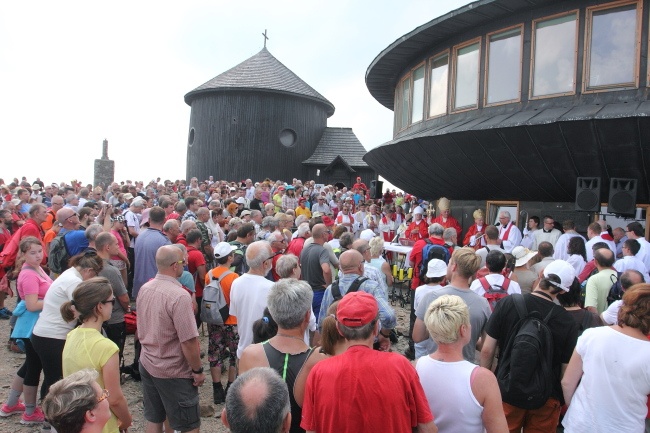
[184,47,334,116]
[303,127,369,167]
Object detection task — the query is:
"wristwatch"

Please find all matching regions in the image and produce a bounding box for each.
[191,366,204,374]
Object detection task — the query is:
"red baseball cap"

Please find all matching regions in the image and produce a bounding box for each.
[322,216,334,226]
[337,292,378,327]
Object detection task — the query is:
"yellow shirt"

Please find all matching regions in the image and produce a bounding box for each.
[295,206,312,219]
[62,327,120,433]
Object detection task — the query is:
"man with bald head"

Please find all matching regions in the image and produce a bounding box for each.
[318,249,396,351]
[584,248,617,314]
[222,367,291,433]
[52,206,89,258]
[137,245,205,433]
[300,223,333,317]
[351,239,388,291]
[230,241,275,360]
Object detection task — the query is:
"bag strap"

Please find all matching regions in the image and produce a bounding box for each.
[331,280,341,300]
[501,277,511,291]
[479,277,491,291]
[512,294,528,320]
[348,277,368,294]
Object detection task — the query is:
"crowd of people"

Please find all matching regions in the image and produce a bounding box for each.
[0,174,648,433]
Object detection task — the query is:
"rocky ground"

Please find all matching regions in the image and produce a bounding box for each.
[0,290,412,433]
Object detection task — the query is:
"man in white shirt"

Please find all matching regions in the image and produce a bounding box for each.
[625,222,650,272]
[229,241,275,359]
[532,215,562,250]
[520,216,539,250]
[585,222,616,261]
[470,250,522,296]
[498,211,522,253]
[553,220,585,260]
[475,225,506,268]
[614,239,650,282]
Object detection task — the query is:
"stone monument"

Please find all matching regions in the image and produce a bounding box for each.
[93,139,115,188]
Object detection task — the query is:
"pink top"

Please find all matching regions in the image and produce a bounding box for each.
[17,264,52,299]
[136,274,198,378]
[110,229,126,260]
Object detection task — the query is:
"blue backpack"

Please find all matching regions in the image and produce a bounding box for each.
[419,239,451,278]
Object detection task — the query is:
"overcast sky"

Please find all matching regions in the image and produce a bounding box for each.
[0,0,469,187]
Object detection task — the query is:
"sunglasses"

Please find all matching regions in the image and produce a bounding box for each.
[97,389,110,403]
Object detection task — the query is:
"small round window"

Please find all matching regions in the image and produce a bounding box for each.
[279,129,297,147]
[188,128,195,147]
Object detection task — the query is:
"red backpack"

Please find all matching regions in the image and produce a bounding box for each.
[479,276,510,311]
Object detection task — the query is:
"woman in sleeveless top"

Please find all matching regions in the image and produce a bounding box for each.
[416,294,508,433]
[239,279,328,433]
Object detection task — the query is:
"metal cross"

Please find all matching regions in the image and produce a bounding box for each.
[262,29,269,48]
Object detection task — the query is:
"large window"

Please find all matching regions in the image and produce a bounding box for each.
[453,40,480,110]
[400,77,410,129]
[486,27,522,105]
[531,12,578,98]
[585,2,639,91]
[429,53,448,117]
[411,65,425,123]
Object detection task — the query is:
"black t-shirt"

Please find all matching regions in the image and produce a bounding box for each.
[249,198,263,212]
[485,293,579,404]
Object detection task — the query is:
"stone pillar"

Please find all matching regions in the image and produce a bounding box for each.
[94,139,115,188]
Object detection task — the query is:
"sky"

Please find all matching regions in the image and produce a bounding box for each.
[0,0,469,188]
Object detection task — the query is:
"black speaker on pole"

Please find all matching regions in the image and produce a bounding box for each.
[370,180,383,199]
[608,178,637,216]
[575,177,601,212]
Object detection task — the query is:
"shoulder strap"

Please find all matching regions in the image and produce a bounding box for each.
[424,238,432,246]
[478,277,491,291]
[485,246,491,253]
[512,294,528,320]
[501,277,511,290]
[348,277,368,294]
[331,280,341,300]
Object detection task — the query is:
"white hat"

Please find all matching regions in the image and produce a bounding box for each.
[214,242,237,259]
[413,206,424,215]
[240,210,251,217]
[132,197,145,208]
[543,260,575,292]
[360,229,375,241]
[512,246,538,267]
[426,259,447,278]
[235,197,246,204]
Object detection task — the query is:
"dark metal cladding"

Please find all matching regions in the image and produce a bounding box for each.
[364,0,650,203]
[185,48,337,183]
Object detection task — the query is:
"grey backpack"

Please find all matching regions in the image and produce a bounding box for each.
[200,270,233,325]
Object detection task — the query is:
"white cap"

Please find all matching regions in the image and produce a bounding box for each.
[214,242,237,259]
[425,259,447,278]
[413,206,424,215]
[543,260,575,292]
[360,229,375,241]
[235,197,246,204]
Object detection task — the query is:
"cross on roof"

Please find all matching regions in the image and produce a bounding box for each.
[262,29,269,48]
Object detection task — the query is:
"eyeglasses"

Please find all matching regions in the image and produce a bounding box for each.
[66,213,79,221]
[263,251,282,262]
[101,298,116,306]
[97,389,110,403]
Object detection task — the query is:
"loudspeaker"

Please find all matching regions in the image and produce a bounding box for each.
[575,177,601,212]
[608,178,637,216]
[370,180,383,199]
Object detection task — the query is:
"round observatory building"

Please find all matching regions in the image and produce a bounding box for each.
[364,0,650,226]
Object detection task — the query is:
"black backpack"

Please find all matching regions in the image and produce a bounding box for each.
[606,272,623,305]
[418,239,451,278]
[331,276,368,300]
[496,295,556,410]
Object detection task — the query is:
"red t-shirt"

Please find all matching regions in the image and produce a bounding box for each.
[187,246,206,298]
[301,345,433,433]
[410,236,451,289]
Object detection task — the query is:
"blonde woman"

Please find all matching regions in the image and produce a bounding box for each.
[61,277,132,433]
[417,295,508,433]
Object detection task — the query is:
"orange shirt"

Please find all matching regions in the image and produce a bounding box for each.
[204,265,239,325]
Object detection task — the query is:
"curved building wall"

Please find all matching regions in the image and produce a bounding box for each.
[364,0,650,203]
[186,92,328,182]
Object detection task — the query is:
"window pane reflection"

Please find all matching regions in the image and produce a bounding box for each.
[429,55,448,117]
[532,14,577,97]
[411,66,425,123]
[588,4,637,88]
[454,42,480,109]
[487,28,522,104]
[401,79,410,127]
